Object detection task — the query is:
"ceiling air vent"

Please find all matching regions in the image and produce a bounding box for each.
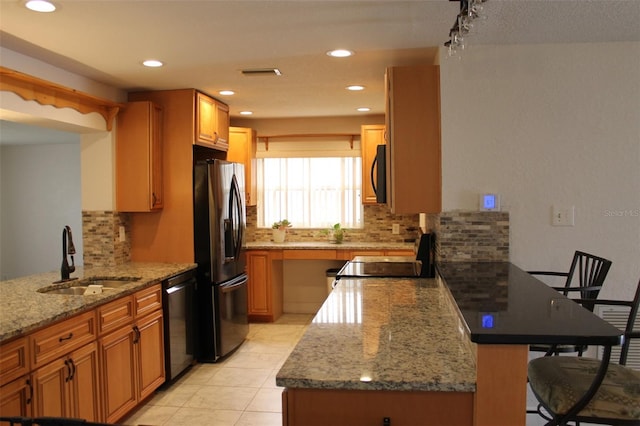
[241,68,282,76]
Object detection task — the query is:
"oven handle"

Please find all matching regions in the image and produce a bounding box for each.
[220,275,248,293]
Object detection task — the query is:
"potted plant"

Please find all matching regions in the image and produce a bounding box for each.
[272,219,292,243]
[323,223,345,244]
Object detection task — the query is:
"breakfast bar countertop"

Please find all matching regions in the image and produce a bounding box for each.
[0,262,196,343]
[276,277,477,393]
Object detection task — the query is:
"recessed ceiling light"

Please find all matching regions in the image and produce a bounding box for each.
[240,111,253,116]
[357,107,371,112]
[327,49,353,58]
[346,85,365,91]
[142,59,163,68]
[142,59,163,67]
[25,0,56,12]
[219,90,235,96]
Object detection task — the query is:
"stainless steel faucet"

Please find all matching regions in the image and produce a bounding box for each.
[60,225,77,281]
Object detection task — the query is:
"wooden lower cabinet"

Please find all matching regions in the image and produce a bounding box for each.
[135,309,165,401]
[0,376,32,420]
[247,250,283,322]
[100,297,165,423]
[282,388,473,426]
[31,341,101,422]
[100,321,137,422]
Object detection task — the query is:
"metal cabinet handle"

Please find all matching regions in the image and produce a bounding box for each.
[26,378,32,404]
[58,333,73,342]
[133,325,141,344]
[69,359,76,381]
[64,359,72,382]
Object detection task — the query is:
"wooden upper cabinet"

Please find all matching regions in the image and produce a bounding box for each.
[385,65,442,214]
[116,101,164,212]
[227,127,257,206]
[361,124,386,205]
[196,92,229,151]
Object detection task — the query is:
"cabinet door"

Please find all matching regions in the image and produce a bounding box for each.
[196,92,216,144]
[247,252,270,316]
[227,127,257,206]
[196,92,229,151]
[69,342,101,422]
[360,125,385,204]
[135,309,165,401]
[385,65,441,214]
[31,356,69,418]
[0,376,32,420]
[214,101,230,150]
[100,325,136,423]
[116,101,164,211]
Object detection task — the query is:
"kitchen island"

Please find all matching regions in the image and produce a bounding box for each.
[276,262,623,426]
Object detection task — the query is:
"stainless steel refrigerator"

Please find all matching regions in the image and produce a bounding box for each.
[194,159,249,362]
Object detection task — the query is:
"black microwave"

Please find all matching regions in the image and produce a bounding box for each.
[372,144,387,203]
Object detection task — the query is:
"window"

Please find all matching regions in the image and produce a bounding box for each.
[257,157,363,228]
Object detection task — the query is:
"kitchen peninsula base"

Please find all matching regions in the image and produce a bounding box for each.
[282,388,474,426]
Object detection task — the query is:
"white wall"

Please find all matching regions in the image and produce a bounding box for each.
[439,42,640,299]
[0,142,83,279]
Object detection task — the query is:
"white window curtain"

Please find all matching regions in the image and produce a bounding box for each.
[257,157,363,228]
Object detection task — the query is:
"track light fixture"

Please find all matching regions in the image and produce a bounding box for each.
[444,0,488,57]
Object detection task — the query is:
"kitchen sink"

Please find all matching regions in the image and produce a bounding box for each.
[42,286,118,295]
[80,277,141,288]
[38,276,141,295]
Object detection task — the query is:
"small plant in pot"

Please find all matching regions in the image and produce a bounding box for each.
[272,219,292,243]
[322,223,346,244]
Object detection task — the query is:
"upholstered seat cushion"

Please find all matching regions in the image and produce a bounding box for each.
[528,356,640,422]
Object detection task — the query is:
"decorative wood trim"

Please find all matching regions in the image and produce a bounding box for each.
[0,66,123,131]
[258,133,359,150]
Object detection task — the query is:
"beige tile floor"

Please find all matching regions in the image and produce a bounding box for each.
[122,314,313,426]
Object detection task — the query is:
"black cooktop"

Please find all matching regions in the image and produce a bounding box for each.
[337,261,421,278]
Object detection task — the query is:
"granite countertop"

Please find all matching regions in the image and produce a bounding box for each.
[0,262,196,343]
[276,277,477,393]
[437,262,623,346]
[245,241,414,251]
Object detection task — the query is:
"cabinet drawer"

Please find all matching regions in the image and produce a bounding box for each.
[30,310,97,369]
[97,296,134,336]
[0,337,30,386]
[134,284,162,318]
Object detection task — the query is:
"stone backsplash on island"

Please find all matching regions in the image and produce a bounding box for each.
[427,211,509,263]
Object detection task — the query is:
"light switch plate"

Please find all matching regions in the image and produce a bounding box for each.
[552,205,575,226]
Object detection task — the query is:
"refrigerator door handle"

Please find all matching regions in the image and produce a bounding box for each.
[219,274,249,293]
[229,174,244,260]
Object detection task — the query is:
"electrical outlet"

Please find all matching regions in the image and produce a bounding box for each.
[552,205,575,226]
[119,226,126,242]
[392,224,400,235]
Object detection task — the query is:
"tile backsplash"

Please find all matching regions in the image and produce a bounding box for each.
[82,208,509,266]
[430,211,510,262]
[82,211,130,267]
[246,204,420,243]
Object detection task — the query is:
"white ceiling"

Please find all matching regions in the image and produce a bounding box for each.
[1,0,639,123]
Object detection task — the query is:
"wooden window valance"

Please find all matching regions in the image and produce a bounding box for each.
[0,66,123,131]
[258,133,359,151]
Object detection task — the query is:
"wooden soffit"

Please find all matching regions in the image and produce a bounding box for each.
[0,66,123,131]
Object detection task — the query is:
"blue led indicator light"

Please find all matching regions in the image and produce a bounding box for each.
[481,314,495,328]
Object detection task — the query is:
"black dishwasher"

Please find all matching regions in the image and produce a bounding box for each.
[163,270,197,382]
